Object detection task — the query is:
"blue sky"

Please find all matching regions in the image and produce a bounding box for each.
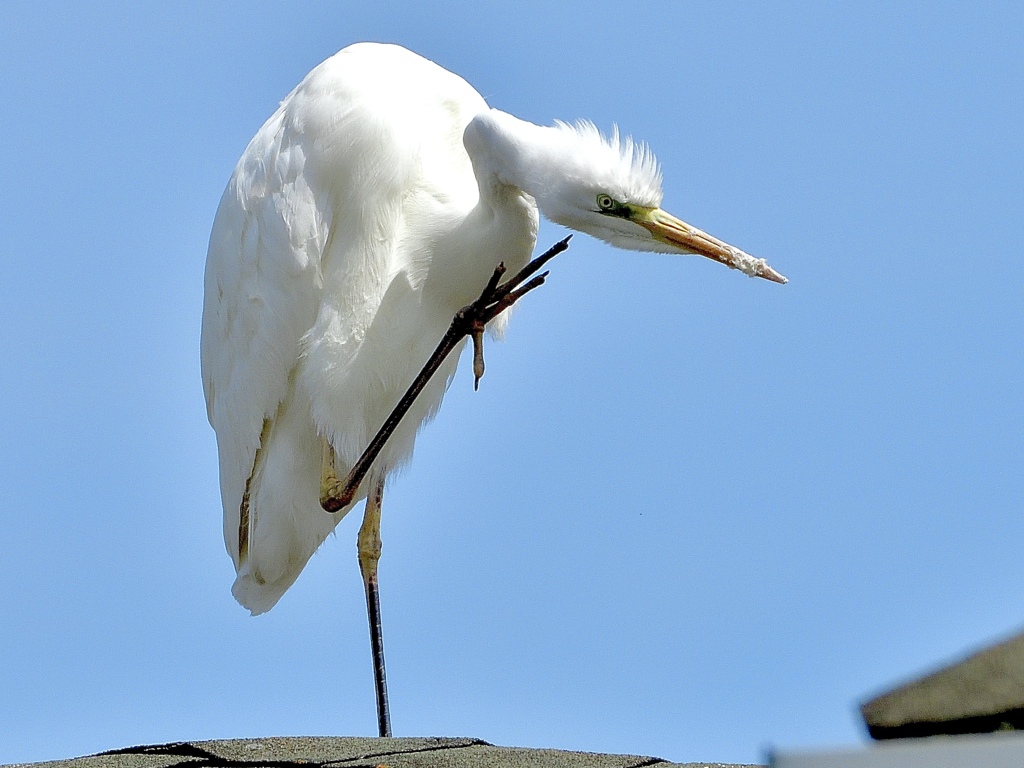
[1,2,1022,765]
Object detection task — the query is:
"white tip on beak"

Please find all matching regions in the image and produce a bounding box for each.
[637,208,787,284]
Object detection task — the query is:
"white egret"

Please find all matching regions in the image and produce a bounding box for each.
[201,42,785,737]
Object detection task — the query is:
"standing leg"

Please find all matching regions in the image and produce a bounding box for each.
[358,474,391,737]
[319,239,571,735]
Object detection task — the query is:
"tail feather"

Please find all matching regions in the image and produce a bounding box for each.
[230,395,361,615]
[232,567,297,616]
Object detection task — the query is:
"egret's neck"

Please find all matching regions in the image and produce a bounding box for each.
[463,110,560,206]
[423,111,545,312]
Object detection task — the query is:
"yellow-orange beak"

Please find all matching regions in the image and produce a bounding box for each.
[636,208,787,284]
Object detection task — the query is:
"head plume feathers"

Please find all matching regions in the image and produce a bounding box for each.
[553,120,664,208]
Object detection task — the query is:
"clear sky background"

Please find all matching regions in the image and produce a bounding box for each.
[1,2,1022,765]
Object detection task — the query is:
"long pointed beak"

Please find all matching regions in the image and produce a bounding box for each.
[636,208,787,284]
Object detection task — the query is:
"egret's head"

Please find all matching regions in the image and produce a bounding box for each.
[536,121,787,283]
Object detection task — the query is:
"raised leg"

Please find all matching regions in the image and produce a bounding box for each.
[319,236,571,513]
[359,474,391,738]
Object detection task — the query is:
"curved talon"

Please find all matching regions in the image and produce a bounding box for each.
[471,326,485,390]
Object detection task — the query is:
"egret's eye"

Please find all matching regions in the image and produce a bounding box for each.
[596,194,631,219]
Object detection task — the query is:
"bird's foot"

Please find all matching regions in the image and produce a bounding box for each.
[457,235,572,390]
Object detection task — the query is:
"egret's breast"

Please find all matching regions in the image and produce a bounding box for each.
[292,43,538,478]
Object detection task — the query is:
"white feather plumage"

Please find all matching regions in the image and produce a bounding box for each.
[203,43,534,613]
[202,42,773,616]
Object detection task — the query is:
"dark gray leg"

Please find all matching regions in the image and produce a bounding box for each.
[358,474,391,737]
